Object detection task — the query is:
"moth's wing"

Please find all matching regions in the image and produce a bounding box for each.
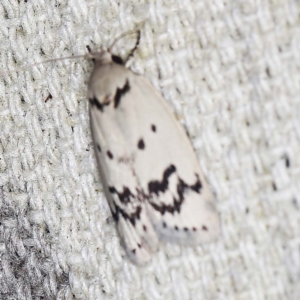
[117,73,221,245]
[89,62,220,265]
[89,66,159,265]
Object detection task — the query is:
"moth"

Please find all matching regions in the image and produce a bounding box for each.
[87,31,220,265]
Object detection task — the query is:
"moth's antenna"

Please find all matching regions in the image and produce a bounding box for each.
[31,54,86,68]
[108,30,141,60]
[4,32,141,76]
[124,30,141,63]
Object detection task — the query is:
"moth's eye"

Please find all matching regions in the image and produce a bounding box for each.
[112,55,123,65]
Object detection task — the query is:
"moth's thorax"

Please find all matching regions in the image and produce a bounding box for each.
[87,60,129,104]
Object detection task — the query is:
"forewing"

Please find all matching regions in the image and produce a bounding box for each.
[88,65,159,265]
[88,62,220,264]
[112,73,221,245]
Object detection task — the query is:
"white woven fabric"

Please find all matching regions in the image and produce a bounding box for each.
[0,0,299,299]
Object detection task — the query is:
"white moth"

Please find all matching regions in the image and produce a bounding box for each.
[87,32,220,265]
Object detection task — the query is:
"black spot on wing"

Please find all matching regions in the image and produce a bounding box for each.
[97,144,101,152]
[151,124,156,132]
[89,96,109,112]
[148,164,176,196]
[137,138,145,150]
[109,186,135,205]
[107,150,113,159]
[114,79,130,108]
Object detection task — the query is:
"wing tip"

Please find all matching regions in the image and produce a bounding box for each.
[125,245,153,265]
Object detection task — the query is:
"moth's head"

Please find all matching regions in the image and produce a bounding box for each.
[86,30,140,66]
[85,47,124,65]
[31,31,139,71]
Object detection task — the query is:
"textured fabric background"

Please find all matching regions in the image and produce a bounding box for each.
[0,0,299,299]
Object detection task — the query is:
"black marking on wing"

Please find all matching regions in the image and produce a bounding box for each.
[112,204,142,226]
[148,164,176,196]
[137,138,145,150]
[89,97,109,112]
[112,55,123,65]
[109,186,135,205]
[148,165,202,215]
[114,79,130,108]
[108,187,152,257]
[106,163,205,252]
[151,124,157,132]
[177,174,202,202]
[107,150,113,159]
[97,143,101,152]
